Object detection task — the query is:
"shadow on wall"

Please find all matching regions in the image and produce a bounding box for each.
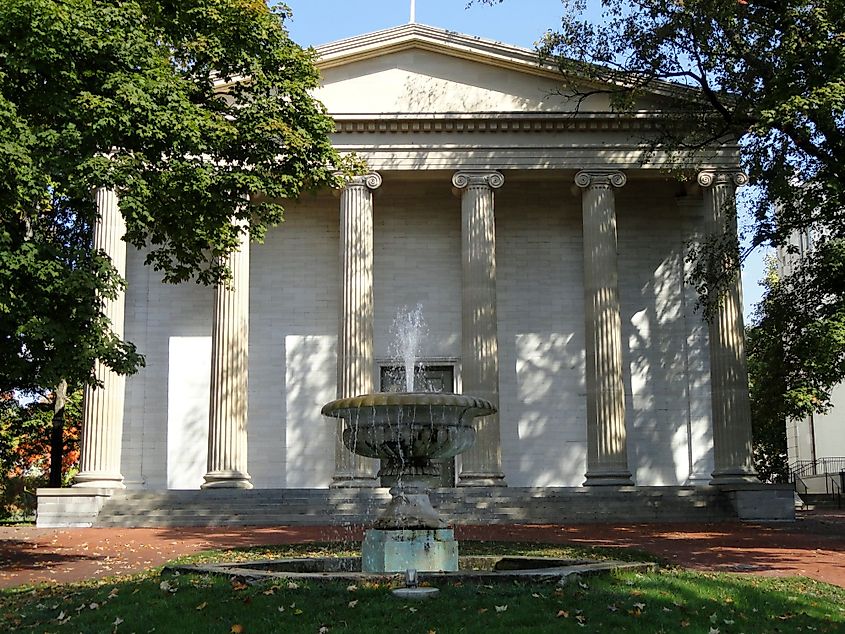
[617,186,712,485]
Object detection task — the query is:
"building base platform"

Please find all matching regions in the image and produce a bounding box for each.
[36,485,795,528]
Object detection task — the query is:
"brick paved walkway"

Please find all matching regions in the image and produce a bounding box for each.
[1,509,842,589]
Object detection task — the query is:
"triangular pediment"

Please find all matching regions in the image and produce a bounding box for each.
[313,24,668,115]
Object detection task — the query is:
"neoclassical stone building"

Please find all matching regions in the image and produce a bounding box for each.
[39,24,792,525]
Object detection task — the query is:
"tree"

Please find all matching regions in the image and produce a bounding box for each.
[0,0,354,393]
[0,389,81,518]
[478,0,845,419]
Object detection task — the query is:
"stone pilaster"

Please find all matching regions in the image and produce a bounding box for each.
[453,170,506,486]
[332,173,381,487]
[697,171,758,485]
[75,188,127,488]
[575,170,633,486]
[203,220,252,489]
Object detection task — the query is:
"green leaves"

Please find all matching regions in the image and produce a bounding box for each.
[0,0,347,391]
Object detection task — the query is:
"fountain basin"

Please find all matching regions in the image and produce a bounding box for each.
[321,393,495,481]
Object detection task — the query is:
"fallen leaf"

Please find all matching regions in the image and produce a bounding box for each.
[495,605,508,613]
[531,593,541,598]
[709,628,720,634]
[607,604,618,612]
[724,619,735,625]
[89,603,99,610]
[195,602,207,611]
[56,611,66,621]
[287,582,300,590]
[262,588,276,596]
[319,628,329,634]
[409,607,417,614]
[633,602,646,611]
[108,588,119,599]
[231,625,244,634]
[113,617,124,626]
[346,585,358,592]
[710,613,718,623]
[231,580,248,592]
[478,608,488,614]
[663,607,673,613]
[578,581,589,589]
[277,606,285,613]
[557,610,569,618]
[348,600,358,608]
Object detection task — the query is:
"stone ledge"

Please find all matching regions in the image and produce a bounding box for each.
[720,485,795,521]
[36,488,115,528]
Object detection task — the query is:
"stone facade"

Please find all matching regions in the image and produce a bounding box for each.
[39,24,782,522]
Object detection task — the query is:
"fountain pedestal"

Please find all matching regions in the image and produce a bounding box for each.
[321,392,495,574]
[363,528,458,573]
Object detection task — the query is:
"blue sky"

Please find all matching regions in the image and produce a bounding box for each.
[282,0,768,322]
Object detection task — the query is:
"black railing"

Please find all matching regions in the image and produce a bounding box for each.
[790,457,845,479]
[823,474,842,509]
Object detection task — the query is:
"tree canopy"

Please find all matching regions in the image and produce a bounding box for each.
[479,0,845,420]
[0,0,352,393]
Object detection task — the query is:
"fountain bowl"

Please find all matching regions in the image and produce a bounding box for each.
[321,393,495,481]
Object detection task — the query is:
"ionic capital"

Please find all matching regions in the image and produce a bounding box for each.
[697,171,748,189]
[574,170,627,190]
[343,172,383,191]
[452,170,505,191]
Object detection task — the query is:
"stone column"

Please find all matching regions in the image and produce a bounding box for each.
[332,173,381,487]
[697,171,758,485]
[75,188,127,488]
[202,219,252,489]
[575,170,633,486]
[453,170,506,486]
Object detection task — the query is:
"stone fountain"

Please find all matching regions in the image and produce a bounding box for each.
[321,305,496,573]
[321,391,495,573]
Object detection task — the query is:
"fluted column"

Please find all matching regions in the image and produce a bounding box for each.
[453,170,506,486]
[202,219,252,489]
[575,170,633,486]
[332,173,381,487]
[75,188,127,488]
[697,171,758,485]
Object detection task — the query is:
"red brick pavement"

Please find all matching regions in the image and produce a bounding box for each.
[1,509,843,589]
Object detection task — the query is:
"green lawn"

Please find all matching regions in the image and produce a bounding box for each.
[2,543,843,633]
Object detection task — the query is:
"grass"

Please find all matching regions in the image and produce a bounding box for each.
[2,543,844,633]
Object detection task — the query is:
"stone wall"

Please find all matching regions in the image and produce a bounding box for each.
[120,175,714,489]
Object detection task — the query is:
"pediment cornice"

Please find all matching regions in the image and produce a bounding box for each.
[331,112,667,134]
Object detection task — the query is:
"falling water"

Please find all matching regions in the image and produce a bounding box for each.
[388,304,428,392]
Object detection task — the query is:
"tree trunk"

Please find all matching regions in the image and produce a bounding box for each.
[49,379,68,487]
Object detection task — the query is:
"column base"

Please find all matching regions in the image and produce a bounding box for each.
[583,469,633,486]
[709,467,759,486]
[202,470,253,489]
[457,472,507,487]
[73,472,126,489]
[330,476,380,488]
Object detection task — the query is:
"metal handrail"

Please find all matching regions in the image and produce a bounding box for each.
[790,457,845,479]
[794,475,809,497]
[824,474,842,509]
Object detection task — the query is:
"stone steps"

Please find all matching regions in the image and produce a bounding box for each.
[92,486,735,528]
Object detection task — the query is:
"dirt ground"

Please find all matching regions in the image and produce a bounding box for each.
[1,508,843,589]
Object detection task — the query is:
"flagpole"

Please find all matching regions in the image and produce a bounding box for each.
[410,0,416,23]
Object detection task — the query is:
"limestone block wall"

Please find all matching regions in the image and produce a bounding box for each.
[616,182,713,485]
[120,175,713,490]
[373,178,462,363]
[249,198,339,488]
[495,181,587,486]
[122,249,214,490]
